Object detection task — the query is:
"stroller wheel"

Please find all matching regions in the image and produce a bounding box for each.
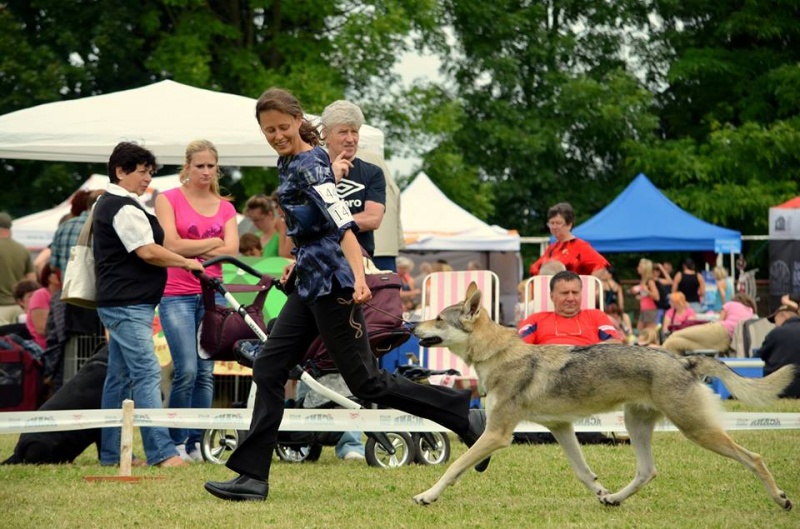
[365,432,415,468]
[412,432,451,465]
[201,428,241,465]
[275,443,323,463]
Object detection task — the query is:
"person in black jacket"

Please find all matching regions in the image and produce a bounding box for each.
[759,304,800,398]
[203,88,487,503]
[93,142,203,468]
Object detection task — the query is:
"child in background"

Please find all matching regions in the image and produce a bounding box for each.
[514,279,534,325]
[604,303,634,344]
[12,279,41,325]
[239,232,263,257]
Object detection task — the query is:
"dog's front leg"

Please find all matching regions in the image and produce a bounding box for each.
[548,423,611,501]
[413,430,508,505]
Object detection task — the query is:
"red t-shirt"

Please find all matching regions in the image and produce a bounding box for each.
[517,310,620,345]
[529,238,609,276]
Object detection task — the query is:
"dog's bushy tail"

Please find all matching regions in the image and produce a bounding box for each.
[687,357,795,407]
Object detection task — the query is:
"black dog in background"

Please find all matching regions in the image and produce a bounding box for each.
[3,344,108,464]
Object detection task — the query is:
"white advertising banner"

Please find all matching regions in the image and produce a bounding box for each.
[2,408,799,435]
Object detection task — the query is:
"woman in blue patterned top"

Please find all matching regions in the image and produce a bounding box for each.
[204,88,488,502]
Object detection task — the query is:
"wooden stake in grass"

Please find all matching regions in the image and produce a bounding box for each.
[119,399,134,477]
[85,399,156,483]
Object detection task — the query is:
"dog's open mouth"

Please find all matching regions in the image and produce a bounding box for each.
[418,337,443,347]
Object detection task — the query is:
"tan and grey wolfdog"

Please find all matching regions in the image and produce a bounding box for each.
[412,283,795,510]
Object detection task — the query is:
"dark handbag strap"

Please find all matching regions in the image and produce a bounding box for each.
[250,276,271,310]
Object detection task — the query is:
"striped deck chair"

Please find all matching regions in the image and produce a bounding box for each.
[523,274,604,318]
[419,270,500,398]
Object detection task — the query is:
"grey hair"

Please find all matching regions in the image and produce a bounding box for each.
[396,256,415,272]
[539,260,567,275]
[320,100,365,130]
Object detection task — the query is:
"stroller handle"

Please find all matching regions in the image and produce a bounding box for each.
[192,254,287,294]
[192,255,264,281]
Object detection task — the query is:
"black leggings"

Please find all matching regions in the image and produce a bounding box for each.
[226,284,472,481]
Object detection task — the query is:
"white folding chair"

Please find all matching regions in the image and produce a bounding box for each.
[523,274,604,318]
[419,270,500,396]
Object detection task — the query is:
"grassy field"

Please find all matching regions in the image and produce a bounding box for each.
[1,401,799,529]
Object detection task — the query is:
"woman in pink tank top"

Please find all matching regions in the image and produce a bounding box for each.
[155,139,239,462]
[634,258,660,333]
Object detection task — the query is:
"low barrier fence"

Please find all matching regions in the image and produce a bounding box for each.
[2,408,799,435]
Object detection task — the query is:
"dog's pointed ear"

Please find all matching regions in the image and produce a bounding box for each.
[465,281,479,300]
[462,282,482,320]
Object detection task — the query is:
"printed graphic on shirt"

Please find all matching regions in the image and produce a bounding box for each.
[598,324,616,334]
[187,223,223,239]
[519,322,537,340]
[336,178,366,208]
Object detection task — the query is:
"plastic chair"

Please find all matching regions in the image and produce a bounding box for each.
[523,274,604,317]
[741,318,774,358]
[419,270,500,397]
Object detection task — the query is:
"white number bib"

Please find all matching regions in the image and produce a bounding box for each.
[312,183,353,228]
[327,201,354,228]
[312,182,340,204]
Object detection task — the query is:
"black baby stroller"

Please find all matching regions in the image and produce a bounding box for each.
[195,256,451,468]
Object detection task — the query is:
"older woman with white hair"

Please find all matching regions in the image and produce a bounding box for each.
[396,256,420,311]
[320,100,386,258]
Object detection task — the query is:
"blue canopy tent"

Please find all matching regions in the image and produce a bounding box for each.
[572,173,741,254]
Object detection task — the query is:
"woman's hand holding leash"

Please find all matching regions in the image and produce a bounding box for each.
[280,261,296,286]
[352,277,372,304]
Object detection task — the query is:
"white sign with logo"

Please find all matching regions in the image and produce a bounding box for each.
[769,207,800,240]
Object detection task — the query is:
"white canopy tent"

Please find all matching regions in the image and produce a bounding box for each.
[402,172,520,251]
[0,80,384,166]
[400,172,522,324]
[3,80,384,249]
[12,174,181,250]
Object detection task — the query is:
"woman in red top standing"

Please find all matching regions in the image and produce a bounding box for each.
[529,202,609,277]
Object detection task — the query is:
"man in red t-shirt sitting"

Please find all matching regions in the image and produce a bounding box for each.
[516,270,623,445]
[518,271,621,345]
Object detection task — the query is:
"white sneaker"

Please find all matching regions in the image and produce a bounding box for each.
[342,451,365,461]
[186,450,204,463]
[176,444,193,463]
[186,442,204,463]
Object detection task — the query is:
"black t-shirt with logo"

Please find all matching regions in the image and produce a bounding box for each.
[335,157,386,255]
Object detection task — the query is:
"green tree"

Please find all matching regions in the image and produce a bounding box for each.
[0,0,443,215]
[380,1,659,238]
[388,0,800,243]
[628,0,800,235]
[373,83,495,219]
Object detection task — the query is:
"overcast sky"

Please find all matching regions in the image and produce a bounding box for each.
[384,50,443,178]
